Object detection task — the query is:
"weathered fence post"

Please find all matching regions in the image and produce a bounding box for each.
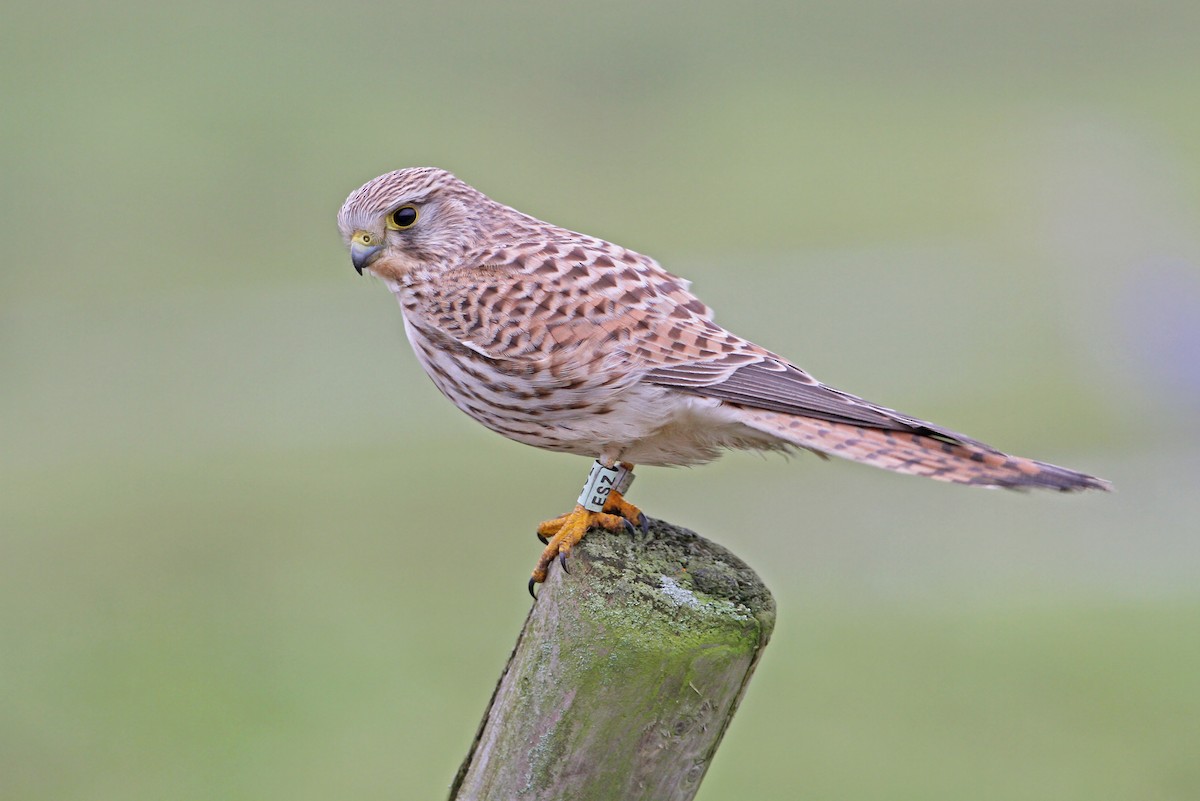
[449,518,775,801]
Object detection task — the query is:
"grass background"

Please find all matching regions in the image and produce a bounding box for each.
[3,1,1199,798]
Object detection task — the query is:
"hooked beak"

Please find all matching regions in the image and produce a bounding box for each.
[350,230,383,275]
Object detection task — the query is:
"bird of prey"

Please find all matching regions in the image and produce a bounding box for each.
[337,168,1110,595]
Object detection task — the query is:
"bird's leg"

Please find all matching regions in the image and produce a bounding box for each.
[529,460,640,596]
[535,462,645,543]
[601,462,647,534]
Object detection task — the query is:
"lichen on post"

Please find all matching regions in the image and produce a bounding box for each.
[449,518,775,801]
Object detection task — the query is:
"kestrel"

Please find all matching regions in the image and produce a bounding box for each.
[337,168,1110,595]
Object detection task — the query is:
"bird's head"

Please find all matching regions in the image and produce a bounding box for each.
[337,167,496,283]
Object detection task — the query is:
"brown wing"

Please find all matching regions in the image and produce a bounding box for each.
[403,235,718,375]
[644,355,994,449]
[624,279,1112,491]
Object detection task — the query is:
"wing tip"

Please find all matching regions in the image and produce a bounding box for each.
[978,459,1113,493]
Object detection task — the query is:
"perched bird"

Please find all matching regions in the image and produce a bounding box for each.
[337,168,1110,595]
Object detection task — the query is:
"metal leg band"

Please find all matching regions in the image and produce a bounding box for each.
[613,463,635,495]
[578,460,621,512]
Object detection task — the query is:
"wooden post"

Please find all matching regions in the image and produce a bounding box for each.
[449,518,775,801]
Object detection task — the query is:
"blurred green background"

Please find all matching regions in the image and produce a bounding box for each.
[3,1,1199,799]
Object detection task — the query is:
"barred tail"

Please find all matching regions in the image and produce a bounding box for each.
[737,409,1111,492]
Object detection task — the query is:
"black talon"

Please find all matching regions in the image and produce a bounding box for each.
[528,578,538,599]
[623,518,636,536]
[637,512,649,535]
[536,532,548,545]
[559,552,571,574]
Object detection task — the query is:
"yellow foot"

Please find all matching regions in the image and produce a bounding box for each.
[536,490,648,545]
[528,504,635,597]
[601,489,648,534]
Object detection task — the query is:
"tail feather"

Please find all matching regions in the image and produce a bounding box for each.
[736,409,1111,492]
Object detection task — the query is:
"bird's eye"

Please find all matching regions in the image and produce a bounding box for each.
[387,205,419,230]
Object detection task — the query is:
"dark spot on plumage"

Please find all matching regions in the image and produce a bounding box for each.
[566,263,588,280]
[530,296,556,316]
[565,247,587,262]
[493,360,538,378]
[478,284,499,303]
[593,273,617,291]
[619,290,641,306]
[562,400,592,411]
[434,370,466,393]
[726,351,756,365]
[684,299,706,313]
[593,255,614,269]
[535,259,558,275]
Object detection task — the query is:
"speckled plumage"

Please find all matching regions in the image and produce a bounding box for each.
[338,167,1110,493]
